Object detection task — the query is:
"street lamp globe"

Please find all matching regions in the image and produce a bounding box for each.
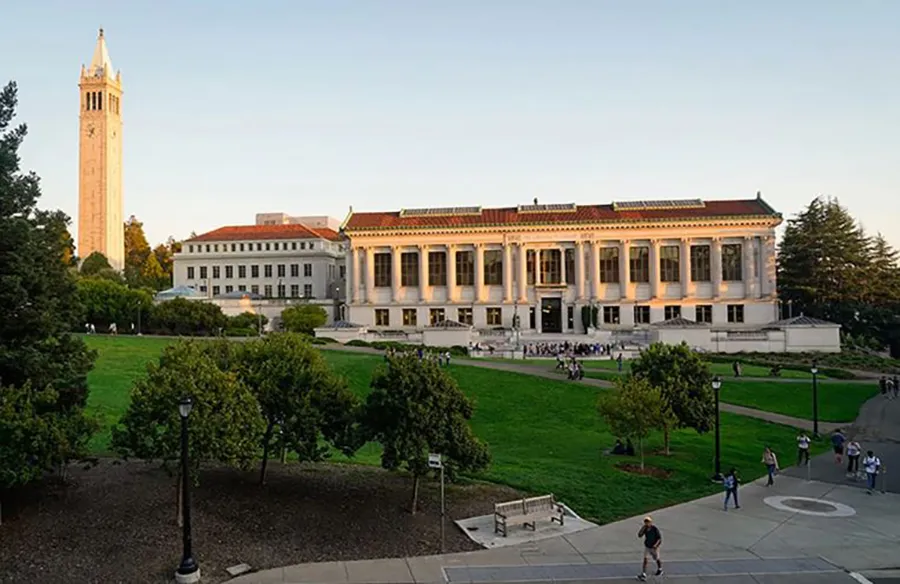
[712,376,722,391]
[178,397,193,419]
[811,365,818,375]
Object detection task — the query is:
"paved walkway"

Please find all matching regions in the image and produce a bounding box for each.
[228,475,900,583]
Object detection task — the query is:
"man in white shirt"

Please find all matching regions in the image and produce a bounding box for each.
[862,450,881,494]
[797,433,811,466]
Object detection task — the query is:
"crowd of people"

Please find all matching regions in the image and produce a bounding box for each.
[384,346,454,367]
[524,341,625,358]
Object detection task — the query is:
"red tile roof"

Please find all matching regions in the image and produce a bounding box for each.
[344,198,780,231]
[186,224,342,243]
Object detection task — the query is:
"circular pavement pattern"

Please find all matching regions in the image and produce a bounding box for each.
[764,496,856,517]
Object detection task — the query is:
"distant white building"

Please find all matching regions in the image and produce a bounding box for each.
[172,215,347,319]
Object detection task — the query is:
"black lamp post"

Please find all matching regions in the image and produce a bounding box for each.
[712,376,723,482]
[811,361,820,438]
[176,397,200,583]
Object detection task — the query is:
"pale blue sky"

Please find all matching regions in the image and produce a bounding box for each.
[4,1,899,248]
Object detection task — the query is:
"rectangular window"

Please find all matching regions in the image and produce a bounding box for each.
[188,245,194,253]
[660,245,680,282]
[455,250,475,286]
[695,304,712,324]
[304,284,313,297]
[374,253,391,287]
[212,266,220,279]
[187,267,195,279]
[199,286,207,293]
[250,285,259,294]
[238,285,246,292]
[274,243,279,251]
[375,309,390,326]
[225,265,233,279]
[214,244,219,252]
[486,307,502,326]
[339,265,346,278]
[565,249,575,284]
[722,244,743,281]
[240,243,245,252]
[290,284,299,297]
[401,252,419,287]
[484,250,503,286]
[212,286,220,296]
[276,284,286,298]
[402,308,417,326]
[529,306,536,329]
[290,264,299,278]
[300,242,306,250]
[539,249,562,285]
[599,247,620,283]
[205,245,210,253]
[457,307,473,325]
[629,246,650,283]
[428,252,447,286]
[727,304,745,323]
[291,242,297,250]
[526,250,536,285]
[277,264,285,278]
[664,305,681,320]
[264,265,273,278]
[690,245,711,282]
[603,306,621,324]
[199,266,208,279]
[231,244,236,252]
[567,306,574,330]
[256,243,262,251]
[309,243,315,250]
[251,265,259,278]
[265,243,270,251]
[304,264,313,278]
[263,284,273,297]
[429,308,445,325]
[238,265,246,278]
[634,305,651,324]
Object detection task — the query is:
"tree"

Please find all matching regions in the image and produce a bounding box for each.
[140,252,169,290]
[867,234,900,307]
[0,81,97,487]
[146,298,227,336]
[281,304,327,335]
[598,377,670,469]
[237,333,361,484]
[226,311,269,335]
[153,237,181,283]
[363,354,490,514]
[80,251,113,276]
[77,277,153,330]
[630,342,714,455]
[123,215,151,285]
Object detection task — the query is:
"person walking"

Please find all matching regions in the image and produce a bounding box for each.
[880,376,888,397]
[863,450,882,494]
[846,439,862,478]
[762,446,779,486]
[723,468,740,511]
[637,516,663,581]
[831,428,847,465]
[893,375,899,399]
[796,433,811,466]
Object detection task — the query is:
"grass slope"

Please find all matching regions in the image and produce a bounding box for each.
[83,336,822,523]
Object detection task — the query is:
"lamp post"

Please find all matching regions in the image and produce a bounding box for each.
[712,376,723,482]
[175,397,200,584]
[811,360,820,438]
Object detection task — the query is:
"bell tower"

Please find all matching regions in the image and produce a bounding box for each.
[78,28,124,270]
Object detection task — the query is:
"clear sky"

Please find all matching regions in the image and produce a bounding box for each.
[4,0,899,249]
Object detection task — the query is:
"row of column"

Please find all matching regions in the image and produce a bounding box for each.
[349,236,769,304]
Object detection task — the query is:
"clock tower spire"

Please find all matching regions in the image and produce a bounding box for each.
[78,27,124,271]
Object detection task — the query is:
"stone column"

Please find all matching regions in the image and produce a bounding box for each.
[365,246,375,303]
[350,246,360,303]
[711,238,723,298]
[590,241,601,301]
[680,238,691,299]
[619,240,629,300]
[575,241,586,301]
[649,239,660,299]
[446,244,457,302]
[474,244,485,302]
[503,243,513,302]
[517,243,528,303]
[761,235,776,297]
[560,247,567,286]
[391,245,402,302]
[418,244,429,303]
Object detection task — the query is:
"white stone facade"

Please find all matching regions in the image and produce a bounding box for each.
[342,198,783,334]
[172,220,347,302]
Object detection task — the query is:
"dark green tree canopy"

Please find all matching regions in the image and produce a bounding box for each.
[281,304,328,334]
[80,251,113,276]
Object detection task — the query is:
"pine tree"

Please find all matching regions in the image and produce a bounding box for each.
[867,234,900,306]
[123,215,151,285]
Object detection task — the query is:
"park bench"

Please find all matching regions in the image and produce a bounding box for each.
[493,494,564,537]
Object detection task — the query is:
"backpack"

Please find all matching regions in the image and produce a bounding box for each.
[724,475,735,489]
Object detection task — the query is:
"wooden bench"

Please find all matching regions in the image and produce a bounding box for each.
[493,494,564,536]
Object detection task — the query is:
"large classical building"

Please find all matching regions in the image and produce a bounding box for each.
[78,29,125,270]
[172,213,346,303]
[341,196,782,334]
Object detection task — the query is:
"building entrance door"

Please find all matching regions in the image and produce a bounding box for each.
[541,298,563,334]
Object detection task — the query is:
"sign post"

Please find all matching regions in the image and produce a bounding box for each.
[428,453,445,553]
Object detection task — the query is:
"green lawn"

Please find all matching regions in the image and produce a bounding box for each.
[718,380,878,423]
[82,335,824,524]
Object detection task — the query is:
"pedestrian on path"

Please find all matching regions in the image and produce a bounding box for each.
[637,516,663,581]
[880,376,888,397]
[893,375,899,399]
[831,428,846,465]
[863,450,882,494]
[761,446,779,486]
[846,439,862,478]
[723,468,740,510]
[796,433,811,466]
